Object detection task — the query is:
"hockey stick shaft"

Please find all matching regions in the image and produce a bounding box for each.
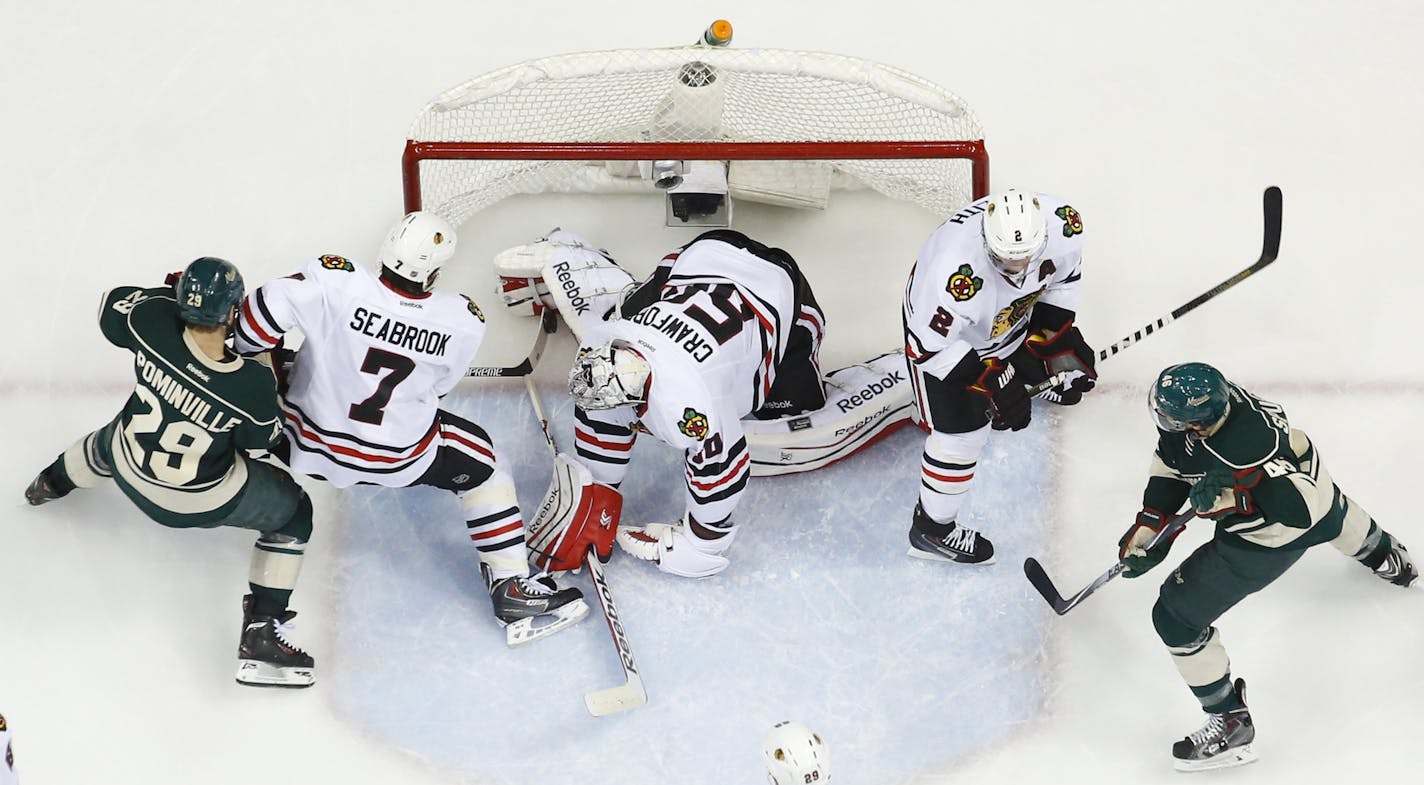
[1027,186,1283,396]
[519,360,647,716]
[583,545,647,716]
[1023,509,1194,615]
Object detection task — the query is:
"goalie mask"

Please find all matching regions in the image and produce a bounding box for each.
[763,721,828,785]
[569,340,651,410]
[378,211,457,292]
[982,189,1047,286]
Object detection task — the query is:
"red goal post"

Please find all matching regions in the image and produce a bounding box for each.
[402,43,989,226]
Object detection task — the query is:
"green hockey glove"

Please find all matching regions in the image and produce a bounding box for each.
[1117,508,1182,578]
[1189,469,1255,519]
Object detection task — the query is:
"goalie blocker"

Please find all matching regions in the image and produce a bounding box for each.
[528,453,624,573]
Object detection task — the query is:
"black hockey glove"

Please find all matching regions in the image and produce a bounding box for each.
[970,359,1031,431]
[1118,507,1183,578]
[1026,322,1097,402]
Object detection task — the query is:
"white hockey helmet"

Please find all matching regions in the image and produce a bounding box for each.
[763,721,828,785]
[569,339,651,410]
[378,211,458,292]
[982,189,1047,285]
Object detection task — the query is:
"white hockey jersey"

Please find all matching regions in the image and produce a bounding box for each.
[574,239,801,525]
[903,193,1085,379]
[234,254,486,488]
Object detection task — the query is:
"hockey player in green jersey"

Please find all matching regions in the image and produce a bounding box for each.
[1117,362,1417,772]
[24,257,319,688]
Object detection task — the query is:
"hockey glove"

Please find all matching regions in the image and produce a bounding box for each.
[1189,469,1257,520]
[970,359,1031,431]
[1118,508,1184,578]
[1026,322,1097,401]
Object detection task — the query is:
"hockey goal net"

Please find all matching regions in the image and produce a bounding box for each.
[402,39,988,227]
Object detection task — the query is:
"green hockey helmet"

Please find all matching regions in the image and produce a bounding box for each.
[1149,362,1231,432]
[175,256,245,327]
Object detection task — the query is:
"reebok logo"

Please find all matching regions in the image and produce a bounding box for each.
[550,261,592,315]
[835,370,905,413]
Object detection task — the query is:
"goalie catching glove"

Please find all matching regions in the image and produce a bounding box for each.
[493,229,637,340]
[527,453,624,573]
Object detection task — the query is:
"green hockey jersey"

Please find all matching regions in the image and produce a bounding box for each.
[98,286,282,517]
[1144,382,1346,551]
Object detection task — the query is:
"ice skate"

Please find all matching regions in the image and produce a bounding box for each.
[1172,679,1257,772]
[906,504,995,565]
[1371,539,1418,588]
[484,565,589,647]
[235,595,315,688]
[23,468,67,506]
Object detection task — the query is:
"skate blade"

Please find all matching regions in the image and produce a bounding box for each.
[504,598,592,648]
[1173,745,1258,772]
[906,546,996,566]
[236,659,315,688]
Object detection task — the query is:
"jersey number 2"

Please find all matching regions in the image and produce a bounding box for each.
[349,348,416,425]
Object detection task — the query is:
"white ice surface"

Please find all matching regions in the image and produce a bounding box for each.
[2,2,1421,784]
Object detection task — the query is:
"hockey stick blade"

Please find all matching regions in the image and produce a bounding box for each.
[1026,186,1283,397]
[465,311,556,378]
[583,547,647,717]
[1023,510,1194,615]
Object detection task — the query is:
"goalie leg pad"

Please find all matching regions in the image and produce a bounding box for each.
[528,454,623,573]
[744,350,915,476]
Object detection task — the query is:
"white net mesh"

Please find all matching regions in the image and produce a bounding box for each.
[408,45,985,226]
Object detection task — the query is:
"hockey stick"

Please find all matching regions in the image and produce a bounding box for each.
[465,311,558,378]
[1027,186,1283,397]
[521,367,648,716]
[1022,509,1194,615]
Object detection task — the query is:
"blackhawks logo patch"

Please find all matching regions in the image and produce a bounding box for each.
[946,264,983,302]
[677,407,710,440]
[319,254,355,272]
[462,295,485,322]
[990,289,1044,338]
[1056,205,1083,237]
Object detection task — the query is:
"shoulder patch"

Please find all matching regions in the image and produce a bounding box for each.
[1055,205,1083,237]
[319,254,355,272]
[946,264,983,302]
[677,407,709,440]
[462,294,485,322]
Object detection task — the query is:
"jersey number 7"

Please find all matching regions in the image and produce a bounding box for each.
[349,348,416,425]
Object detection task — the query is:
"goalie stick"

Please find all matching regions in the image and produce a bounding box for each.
[1027,186,1283,397]
[523,370,648,716]
[1023,509,1194,615]
[465,311,557,378]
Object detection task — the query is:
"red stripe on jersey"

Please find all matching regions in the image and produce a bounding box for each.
[576,429,634,452]
[440,428,495,461]
[687,453,750,491]
[285,411,439,463]
[241,299,278,346]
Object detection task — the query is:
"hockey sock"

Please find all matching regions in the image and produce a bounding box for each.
[1194,675,1245,713]
[461,470,528,580]
[59,430,113,489]
[248,585,293,617]
[1353,523,1392,569]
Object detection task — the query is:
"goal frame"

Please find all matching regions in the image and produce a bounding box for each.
[401,140,990,215]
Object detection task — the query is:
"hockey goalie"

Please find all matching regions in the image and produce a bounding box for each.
[499,229,915,578]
